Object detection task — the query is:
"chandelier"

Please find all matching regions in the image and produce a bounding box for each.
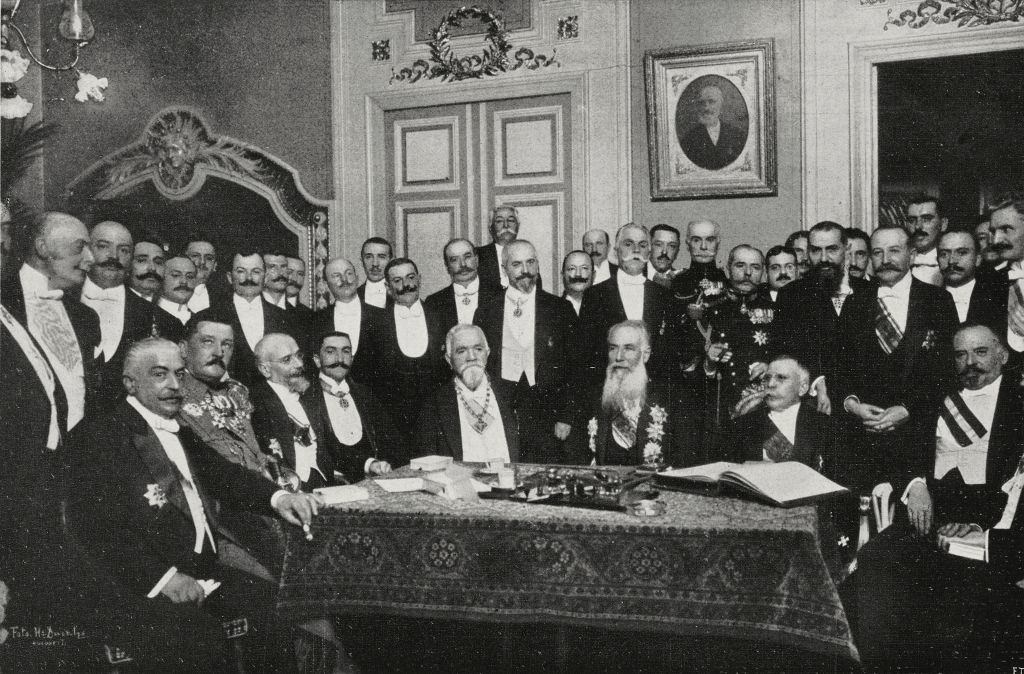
[1,0,106,118]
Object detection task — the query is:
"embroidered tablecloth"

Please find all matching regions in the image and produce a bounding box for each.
[277,466,858,661]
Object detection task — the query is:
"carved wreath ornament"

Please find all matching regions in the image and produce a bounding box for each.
[391,5,558,84]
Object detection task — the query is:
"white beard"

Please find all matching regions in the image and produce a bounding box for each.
[601,364,648,414]
[457,364,487,391]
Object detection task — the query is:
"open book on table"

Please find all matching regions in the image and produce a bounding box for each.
[654,461,849,507]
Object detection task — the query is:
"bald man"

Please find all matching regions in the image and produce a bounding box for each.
[583,229,617,284]
[3,211,99,430]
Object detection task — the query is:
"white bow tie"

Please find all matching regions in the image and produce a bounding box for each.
[454,287,477,297]
[151,416,180,433]
[618,273,646,286]
[30,289,64,301]
[878,289,898,300]
[396,304,423,319]
[83,288,121,302]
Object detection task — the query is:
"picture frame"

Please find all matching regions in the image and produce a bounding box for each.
[644,38,777,200]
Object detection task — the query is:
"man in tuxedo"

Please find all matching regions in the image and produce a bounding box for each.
[845,227,871,280]
[583,229,617,285]
[840,226,957,494]
[570,321,679,467]
[369,257,446,456]
[310,331,397,481]
[578,222,681,387]
[774,220,877,417]
[670,220,728,318]
[205,250,291,386]
[648,224,681,288]
[128,235,166,302]
[260,250,291,310]
[152,256,197,343]
[720,356,832,470]
[905,195,947,286]
[416,324,520,462]
[974,215,1004,273]
[476,206,520,293]
[185,239,224,313]
[474,239,577,463]
[938,229,1007,334]
[561,250,593,316]
[285,255,314,322]
[678,83,747,170]
[357,236,392,308]
[764,245,797,303]
[81,220,156,410]
[65,338,321,671]
[855,324,1024,669]
[989,193,1024,359]
[424,238,497,339]
[4,211,98,432]
[250,333,335,490]
[312,256,386,382]
[785,230,810,279]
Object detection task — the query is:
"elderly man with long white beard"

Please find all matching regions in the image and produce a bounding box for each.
[416,324,521,461]
[571,320,680,467]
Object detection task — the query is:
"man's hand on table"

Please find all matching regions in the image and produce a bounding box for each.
[274,492,324,528]
[937,524,984,553]
[368,460,392,476]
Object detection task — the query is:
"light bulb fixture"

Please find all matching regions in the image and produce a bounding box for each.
[2,0,92,71]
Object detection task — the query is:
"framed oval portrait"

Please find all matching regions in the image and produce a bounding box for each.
[675,74,749,171]
[644,39,777,200]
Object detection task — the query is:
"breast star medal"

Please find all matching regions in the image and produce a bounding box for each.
[462,296,472,305]
[144,483,167,508]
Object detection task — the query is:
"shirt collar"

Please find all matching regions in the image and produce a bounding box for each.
[394,300,424,318]
[878,270,913,299]
[506,285,535,304]
[233,293,263,309]
[837,272,852,296]
[126,395,180,433]
[916,247,938,264]
[365,279,386,292]
[288,296,298,307]
[158,296,189,314]
[319,373,350,396]
[454,276,480,295]
[82,277,126,302]
[267,380,300,403]
[129,287,154,302]
[962,374,1002,398]
[945,277,976,300]
[19,263,55,296]
[334,297,361,315]
[262,291,286,309]
[616,268,646,286]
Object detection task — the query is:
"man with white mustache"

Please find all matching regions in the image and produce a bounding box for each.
[416,324,520,461]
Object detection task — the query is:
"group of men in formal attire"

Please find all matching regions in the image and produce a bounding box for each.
[3,191,1024,670]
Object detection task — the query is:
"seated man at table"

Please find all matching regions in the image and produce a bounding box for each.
[854,323,1024,669]
[310,330,399,479]
[65,338,322,671]
[718,356,833,471]
[415,324,520,462]
[569,320,679,467]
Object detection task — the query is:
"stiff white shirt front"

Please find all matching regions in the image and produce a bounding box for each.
[262,291,287,310]
[332,298,362,354]
[157,296,192,325]
[394,301,428,358]
[877,271,913,334]
[319,374,363,445]
[616,269,646,321]
[232,294,265,350]
[911,247,942,285]
[454,377,510,462]
[267,381,325,484]
[1007,262,1024,352]
[593,259,612,285]
[363,279,388,308]
[187,283,210,313]
[452,277,481,325]
[945,278,976,324]
[766,402,800,459]
[81,278,126,361]
[501,287,536,385]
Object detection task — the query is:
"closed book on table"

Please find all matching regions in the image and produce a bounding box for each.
[655,461,848,507]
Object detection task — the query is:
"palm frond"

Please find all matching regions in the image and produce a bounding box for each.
[1,120,60,193]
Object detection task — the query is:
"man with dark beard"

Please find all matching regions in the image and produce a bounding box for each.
[128,235,166,302]
[571,321,679,467]
[416,324,520,461]
[250,333,336,490]
[774,221,878,417]
[475,239,576,463]
[81,221,157,409]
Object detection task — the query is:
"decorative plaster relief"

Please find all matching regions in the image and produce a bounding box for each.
[884,0,1024,30]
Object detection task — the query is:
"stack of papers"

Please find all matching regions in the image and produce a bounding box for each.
[313,485,370,505]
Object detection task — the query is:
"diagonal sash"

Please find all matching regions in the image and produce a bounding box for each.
[875,297,903,355]
[763,426,795,462]
[1009,281,1024,338]
[939,391,987,448]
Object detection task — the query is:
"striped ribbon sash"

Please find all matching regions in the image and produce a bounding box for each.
[763,427,795,462]
[875,297,903,355]
[1009,280,1024,338]
[939,391,987,448]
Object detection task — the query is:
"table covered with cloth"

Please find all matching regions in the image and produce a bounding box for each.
[276,466,859,662]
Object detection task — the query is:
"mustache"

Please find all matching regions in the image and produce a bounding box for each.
[515,272,536,282]
[397,284,418,294]
[912,229,930,238]
[271,275,289,284]
[135,271,163,282]
[990,242,1012,252]
[960,364,985,378]
[287,281,303,289]
[96,259,125,271]
[568,275,589,284]
[876,263,902,273]
[655,254,672,262]
[775,274,791,282]
[206,356,226,369]
[238,280,259,287]
[943,265,965,274]
[455,266,474,275]
[174,284,191,293]
[322,360,350,370]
